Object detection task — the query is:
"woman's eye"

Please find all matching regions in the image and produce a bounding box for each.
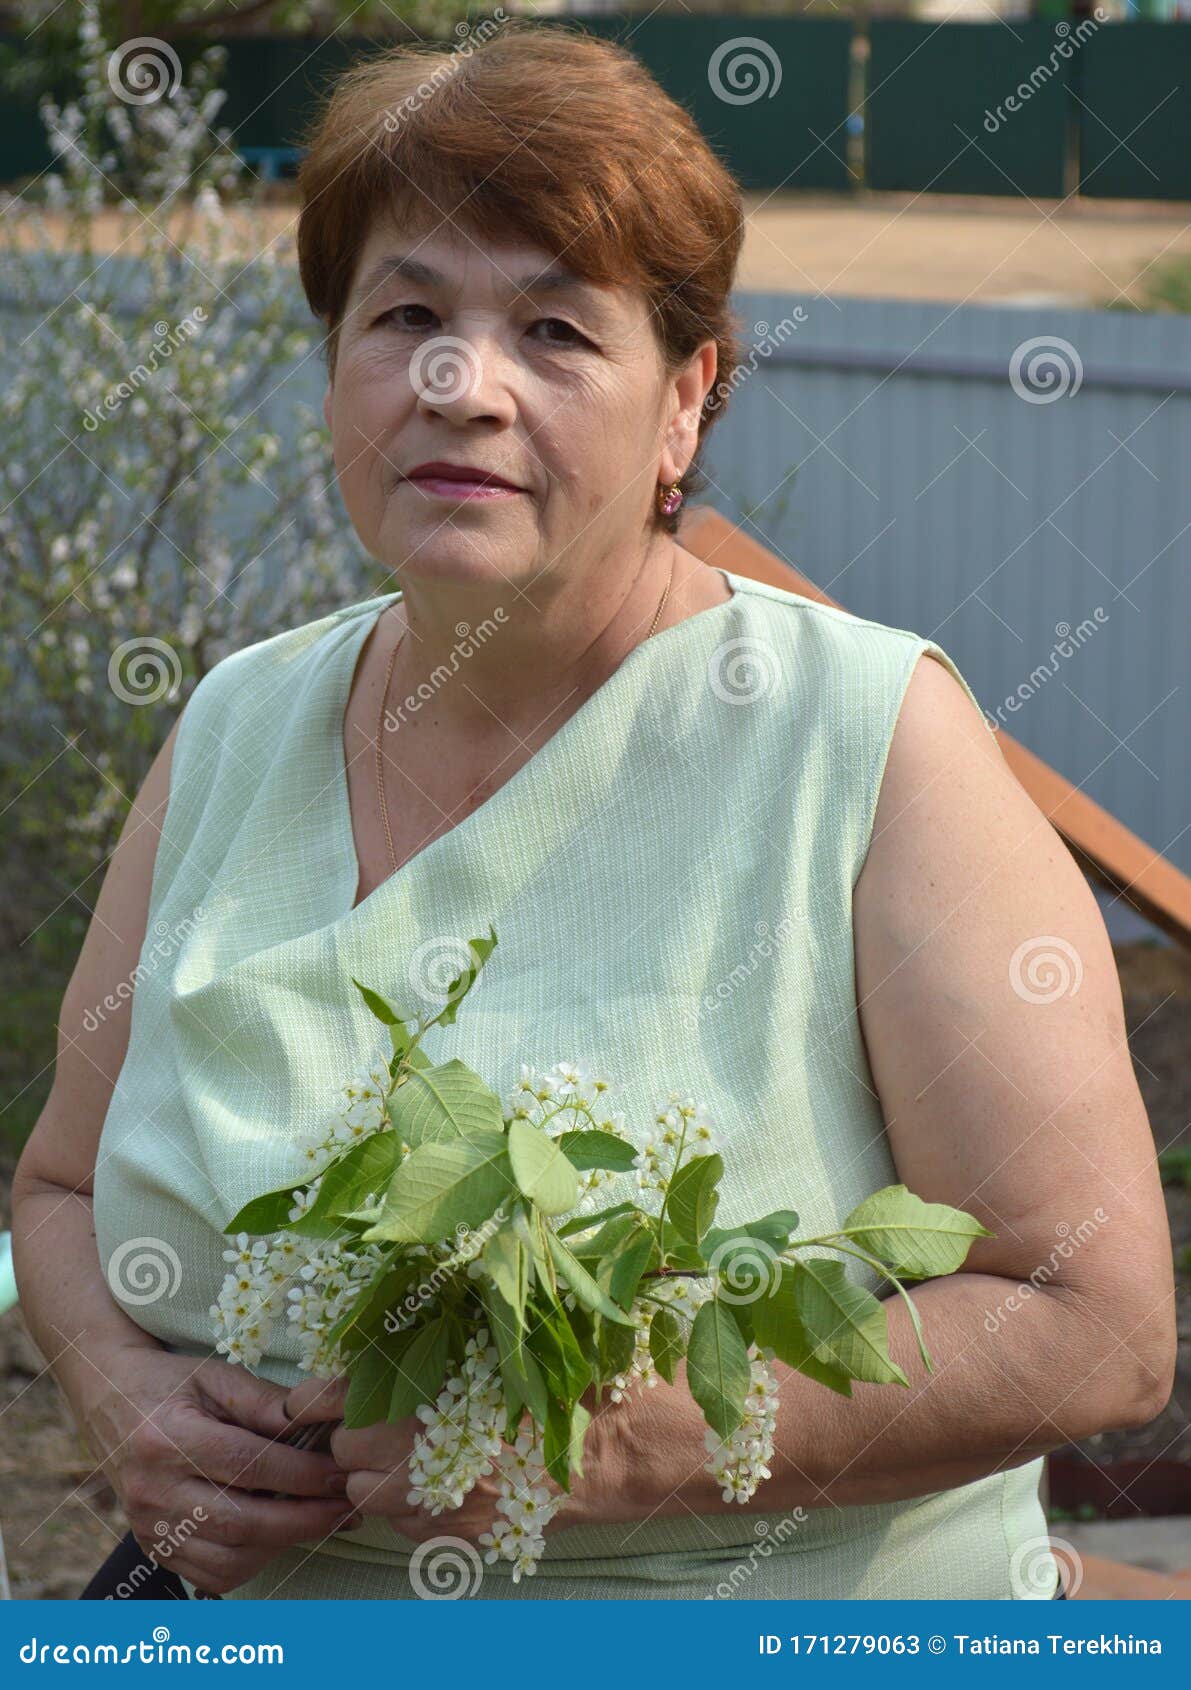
[532,317,587,347]
[375,303,436,331]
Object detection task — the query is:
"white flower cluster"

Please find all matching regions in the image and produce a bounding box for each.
[703,1348,781,1505]
[210,1060,392,1373]
[605,1297,659,1402]
[480,1426,566,1582]
[636,1093,718,1197]
[407,1329,505,1513]
[507,1059,637,1213]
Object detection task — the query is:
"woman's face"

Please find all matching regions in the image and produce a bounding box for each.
[323,213,712,593]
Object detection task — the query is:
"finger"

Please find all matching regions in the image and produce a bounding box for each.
[196,1357,305,1441]
[342,1467,412,1519]
[282,1375,351,1425]
[328,1416,418,1472]
[182,1409,352,1498]
[197,1489,363,1551]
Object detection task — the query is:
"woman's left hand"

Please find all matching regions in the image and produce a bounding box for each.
[281,1372,638,1544]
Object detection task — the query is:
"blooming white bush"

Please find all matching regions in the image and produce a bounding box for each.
[0,1,371,943]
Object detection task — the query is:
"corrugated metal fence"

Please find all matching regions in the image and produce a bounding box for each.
[702,292,1191,903]
[4,19,1191,198]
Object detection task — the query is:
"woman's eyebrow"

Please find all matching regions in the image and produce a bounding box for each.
[353,254,605,310]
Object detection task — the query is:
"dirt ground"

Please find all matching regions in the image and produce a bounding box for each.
[739,190,1191,308]
[0,937,1187,1599]
[11,188,1190,311]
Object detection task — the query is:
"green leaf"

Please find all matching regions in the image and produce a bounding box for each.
[557,1201,638,1239]
[433,925,498,1027]
[285,1132,401,1239]
[351,978,408,1027]
[702,1209,801,1260]
[344,1340,402,1430]
[546,1230,636,1325]
[568,1398,592,1482]
[596,1307,638,1383]
[556,1130,639,1173]
[540,1394,592,1490]
[543,1395,575,1490]
[687,1298,751,1438]
[387,1059,506,1149]
[324,1257,423,1357]
[567,1211,641,1261]
[508,1118,580,1216]
[387,1316,451,1421]
[224,1181,308,1238]
[792,1258,908,1386]
[607,1222,657,1311]
[481,1227,529,1329]
[750,1262,853,1396]
[353,1128,512,1244]
[648,1306,684,1385]
[840,1185,993,1279]
[527,1307,592,1402]
[665,1152,722,1246]
[482,1285,549,1427]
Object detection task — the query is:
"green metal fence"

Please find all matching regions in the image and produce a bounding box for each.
[577,16,853,192]
[866,21,1070,199]
[1077,23,1191,200]
[3,20,1190,202]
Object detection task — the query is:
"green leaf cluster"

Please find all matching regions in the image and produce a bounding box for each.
[221,924,994,1491]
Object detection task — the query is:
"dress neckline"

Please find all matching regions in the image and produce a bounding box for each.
[332,568,742,927]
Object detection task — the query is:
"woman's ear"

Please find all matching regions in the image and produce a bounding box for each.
[659,341,717,485]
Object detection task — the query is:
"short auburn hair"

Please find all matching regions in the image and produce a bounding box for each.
[295,17,746,532]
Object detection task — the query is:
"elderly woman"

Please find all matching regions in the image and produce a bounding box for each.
[13,22,1174,1603]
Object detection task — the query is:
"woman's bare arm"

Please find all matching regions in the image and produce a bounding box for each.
[12,716,181,1407]
[572,653,1176,1527]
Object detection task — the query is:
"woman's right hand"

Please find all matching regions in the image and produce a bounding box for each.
[79,1344,360,1596]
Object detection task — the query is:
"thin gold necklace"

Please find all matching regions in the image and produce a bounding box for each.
[374,554,675,875]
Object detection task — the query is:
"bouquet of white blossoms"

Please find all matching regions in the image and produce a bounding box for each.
[212,928,991,1581]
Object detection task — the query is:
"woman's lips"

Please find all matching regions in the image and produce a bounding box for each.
[405,474,524,500]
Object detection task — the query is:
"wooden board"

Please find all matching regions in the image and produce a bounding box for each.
[681,505,1191,949]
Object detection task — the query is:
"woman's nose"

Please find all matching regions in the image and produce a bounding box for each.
[409,333,517,427]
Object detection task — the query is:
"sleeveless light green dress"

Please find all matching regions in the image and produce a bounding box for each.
[92,567,1058,1601]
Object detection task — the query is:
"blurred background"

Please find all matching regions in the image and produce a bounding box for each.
[0,0,1188,1598]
